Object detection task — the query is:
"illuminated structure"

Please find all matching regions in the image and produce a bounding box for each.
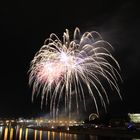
[128,113,140,123]
[89,113,99,121]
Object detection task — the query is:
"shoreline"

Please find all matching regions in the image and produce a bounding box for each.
[27,126,140,138]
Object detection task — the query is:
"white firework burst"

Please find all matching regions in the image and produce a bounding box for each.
[29,27,122,119]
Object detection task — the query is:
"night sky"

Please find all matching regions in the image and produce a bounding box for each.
[0,0,140,118]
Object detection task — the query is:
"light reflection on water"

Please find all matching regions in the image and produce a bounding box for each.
[25,128,28,140]
[0,126,138,140]
[10,128,14,140]
[4,127,8,140]
[0,126,87,140]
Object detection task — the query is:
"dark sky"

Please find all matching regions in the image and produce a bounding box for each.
[0,0,140,118]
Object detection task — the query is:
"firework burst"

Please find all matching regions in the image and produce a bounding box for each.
[29,27,122,119]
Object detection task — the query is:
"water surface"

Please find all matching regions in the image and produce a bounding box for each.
[0,126,139,140]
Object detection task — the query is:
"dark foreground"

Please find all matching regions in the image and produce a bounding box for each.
[28,126,140,139]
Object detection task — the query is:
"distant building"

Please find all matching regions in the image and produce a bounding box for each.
[128,113,140,128]
[128,113,140,123]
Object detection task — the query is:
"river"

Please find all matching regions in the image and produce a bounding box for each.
[0,126,139,140]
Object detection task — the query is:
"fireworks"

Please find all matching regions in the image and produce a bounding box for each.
[29,27,122,118]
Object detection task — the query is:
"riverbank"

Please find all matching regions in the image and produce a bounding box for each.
[28,126,140,138]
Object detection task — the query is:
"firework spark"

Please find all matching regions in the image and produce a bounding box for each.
[29,27,122,118]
